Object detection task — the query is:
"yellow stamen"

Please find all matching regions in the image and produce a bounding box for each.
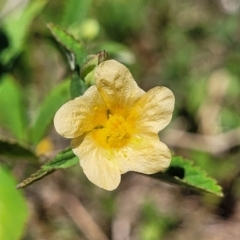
[106,114,129,148]
[93,114,130,149]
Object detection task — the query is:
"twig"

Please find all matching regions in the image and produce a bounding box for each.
[162,128,240,155]
[57,189,109,240]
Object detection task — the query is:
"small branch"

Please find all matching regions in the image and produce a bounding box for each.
[162,128,240,155]
[58,190,109,240]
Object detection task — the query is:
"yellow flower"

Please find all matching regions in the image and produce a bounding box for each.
[54,60,175,190]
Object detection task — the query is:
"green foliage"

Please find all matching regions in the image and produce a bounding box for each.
[18,151,223,197]
[190,151,238,182]
[186,76,207,115]
[17,148,78,188]
[92,0,146,40]
[61,0,92,27]
[140,202,176,240]
[42,148,78,169]
[70,71,88,98]
[68,50,108,98]
[47,23,93,99]
[80,50,108,86]
[0,166,28,240]
[1,0,47,64]
[0,75,28,143]
[0,139,37,160]
[30,80,71,145]
[47,23,87,67]
[152,155,223,197]
[0,75,72,146]
[1,1,239,237]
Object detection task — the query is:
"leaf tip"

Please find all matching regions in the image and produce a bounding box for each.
[46,22,54,29]
[16,183,24,189]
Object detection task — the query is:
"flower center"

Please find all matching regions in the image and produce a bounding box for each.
[105,114,129,148]
[93,113,130,149]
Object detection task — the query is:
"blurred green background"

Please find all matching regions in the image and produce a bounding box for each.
[1,0,240,239]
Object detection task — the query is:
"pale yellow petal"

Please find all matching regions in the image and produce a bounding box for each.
[95,60,145,117]
[54,86,108,138]
[128,86,174,134]
[118,134,171,174]
[71,133,121,191]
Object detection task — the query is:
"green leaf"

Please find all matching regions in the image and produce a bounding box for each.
[70,72,88,99]
[70,50,108,98]
[0,166,28,240]
[61,0,92,27]
[17,148,78,188]
[17,150,223,197]
[0,75,28,143]
[151,155,223,197]
[1,0,47,64]
[30,80,71,145]
[0,139,37,160]
[47,23,87,67]
[81,50,108,80]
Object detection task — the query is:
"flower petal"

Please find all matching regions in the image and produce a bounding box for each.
[127,86,174,134]
[95,60,145,117]
[118,133,171,174]
[54,86,108,138]
[71,133,121,191]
